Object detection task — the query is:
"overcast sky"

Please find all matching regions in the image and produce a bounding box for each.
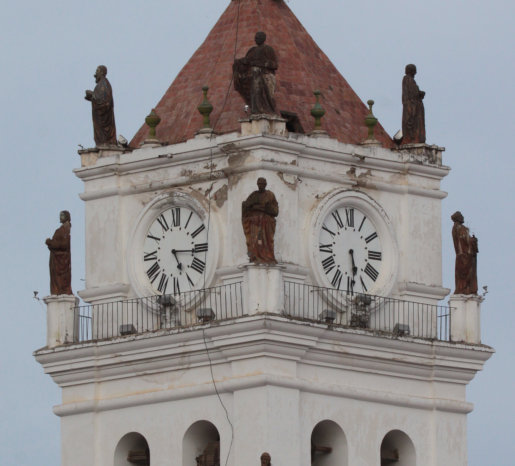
[1,1,513,464]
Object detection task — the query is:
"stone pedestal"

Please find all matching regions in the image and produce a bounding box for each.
[449,294,483,344]
[43,295,79,348]
[240,115,286,137]
[396,143,445,165]
[241,264,285,315]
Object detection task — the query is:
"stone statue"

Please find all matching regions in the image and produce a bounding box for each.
[233,31,278,115]
[85,65,117,146]
[242,178,279,264]
[46,211,72,295]
[402,64,426,144]
[451,211,478,295]
[260,452,272,465]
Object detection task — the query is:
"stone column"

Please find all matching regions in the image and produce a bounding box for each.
[449,294,483,344]
[43,295,79,348]
[241,264,285,316]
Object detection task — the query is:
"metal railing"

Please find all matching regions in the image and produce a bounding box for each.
[73,281,451,344]
[75,282,243,342]
[283,281,451,341]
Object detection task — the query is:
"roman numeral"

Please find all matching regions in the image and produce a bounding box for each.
[184,211,193,229]
[368,251,382,261]
[358,216,367,232]
[345,208,354,227]
[332,211,344,229]
[365,232,378,244]
[147,233,161,242]
[360,276,368,292]
[173,277,181,295]
[157,214,169,232]
[171,208,181,227]
[331,269,343,289]
[319,244,333,254]
[347,276,354,294]
[194,243,208,253]
[190,257,205,274]
[322,225,336,237]
[186,273,195,287]
[146,262,160,283]
[321,256,335,274]
[144,251,157,261]
[157,273,169,293]
[364,263,379,282]
[191,224,206,239]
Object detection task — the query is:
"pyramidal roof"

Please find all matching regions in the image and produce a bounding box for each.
[130,0,393,148]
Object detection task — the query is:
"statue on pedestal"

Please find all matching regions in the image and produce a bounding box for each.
[402,64,426,144]
[451,211,478,295]
[233,31,278,115]
[46,211,72,295]
[242,178,279,264]
[85,65,117,146]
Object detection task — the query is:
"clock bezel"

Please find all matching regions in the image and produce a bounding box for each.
[127,191,219,299]
[309,189,398,298]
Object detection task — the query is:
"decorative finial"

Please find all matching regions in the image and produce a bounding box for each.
[197,86,214,129]
[145,109,161,139]
[364,99,378,141]
[311,90,325,130]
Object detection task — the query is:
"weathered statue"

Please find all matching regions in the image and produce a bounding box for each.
[402,64,426,144]
[85,65,117,146]
[242,178,279,264]
[451,211,478,295]
[260,452,272,465]
[233,31,278,114]
[46,211,72,295]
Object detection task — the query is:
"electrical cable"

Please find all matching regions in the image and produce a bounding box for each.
[200,2,241,464]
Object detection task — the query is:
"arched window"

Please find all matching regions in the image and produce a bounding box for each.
[380,430,416,466]
[114,432,150,466]
[310,420,348,466]
[183,420,220,466]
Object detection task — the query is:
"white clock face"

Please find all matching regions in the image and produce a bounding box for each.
[143,206,208,295]
[318,206,383,294]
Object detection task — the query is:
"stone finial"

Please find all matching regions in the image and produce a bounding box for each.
[311,90,325,130]
[364,99,378,140]
[145,109,161,140]
[197,86,214,129]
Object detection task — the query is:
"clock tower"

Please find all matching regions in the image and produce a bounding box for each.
[35,1,492,465]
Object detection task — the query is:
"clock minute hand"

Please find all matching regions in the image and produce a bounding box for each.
[349,249,358,277]
[172,248,194,253]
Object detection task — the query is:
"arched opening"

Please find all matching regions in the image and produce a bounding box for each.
[310,420,348,466]
[380,430,416,466]
[183,420,220,466]
[114,432,150,466]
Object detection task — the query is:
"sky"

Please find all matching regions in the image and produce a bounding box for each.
[1,0,514,464]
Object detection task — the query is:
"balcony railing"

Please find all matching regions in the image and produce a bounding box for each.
[74,281,451,343]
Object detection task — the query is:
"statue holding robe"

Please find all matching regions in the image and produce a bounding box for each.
[242,178,279,264]
[451,211,478,295]
[402,64,426,144]
[85,65,117,146]
[46,211,72,295]
[233,31,278,115]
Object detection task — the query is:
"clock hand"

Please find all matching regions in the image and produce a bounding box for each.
[349,249,358,277]
[349,249,357,293]
[172,248,195,253]
[171,249,183,270]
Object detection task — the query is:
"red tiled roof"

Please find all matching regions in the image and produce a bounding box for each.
[131,0,393,148]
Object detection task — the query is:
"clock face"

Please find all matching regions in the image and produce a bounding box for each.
[318,206,383,294]
[143,206,208,295]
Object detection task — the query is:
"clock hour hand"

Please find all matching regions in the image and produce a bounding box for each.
[171,249,183,270]
[172,248,194,253]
